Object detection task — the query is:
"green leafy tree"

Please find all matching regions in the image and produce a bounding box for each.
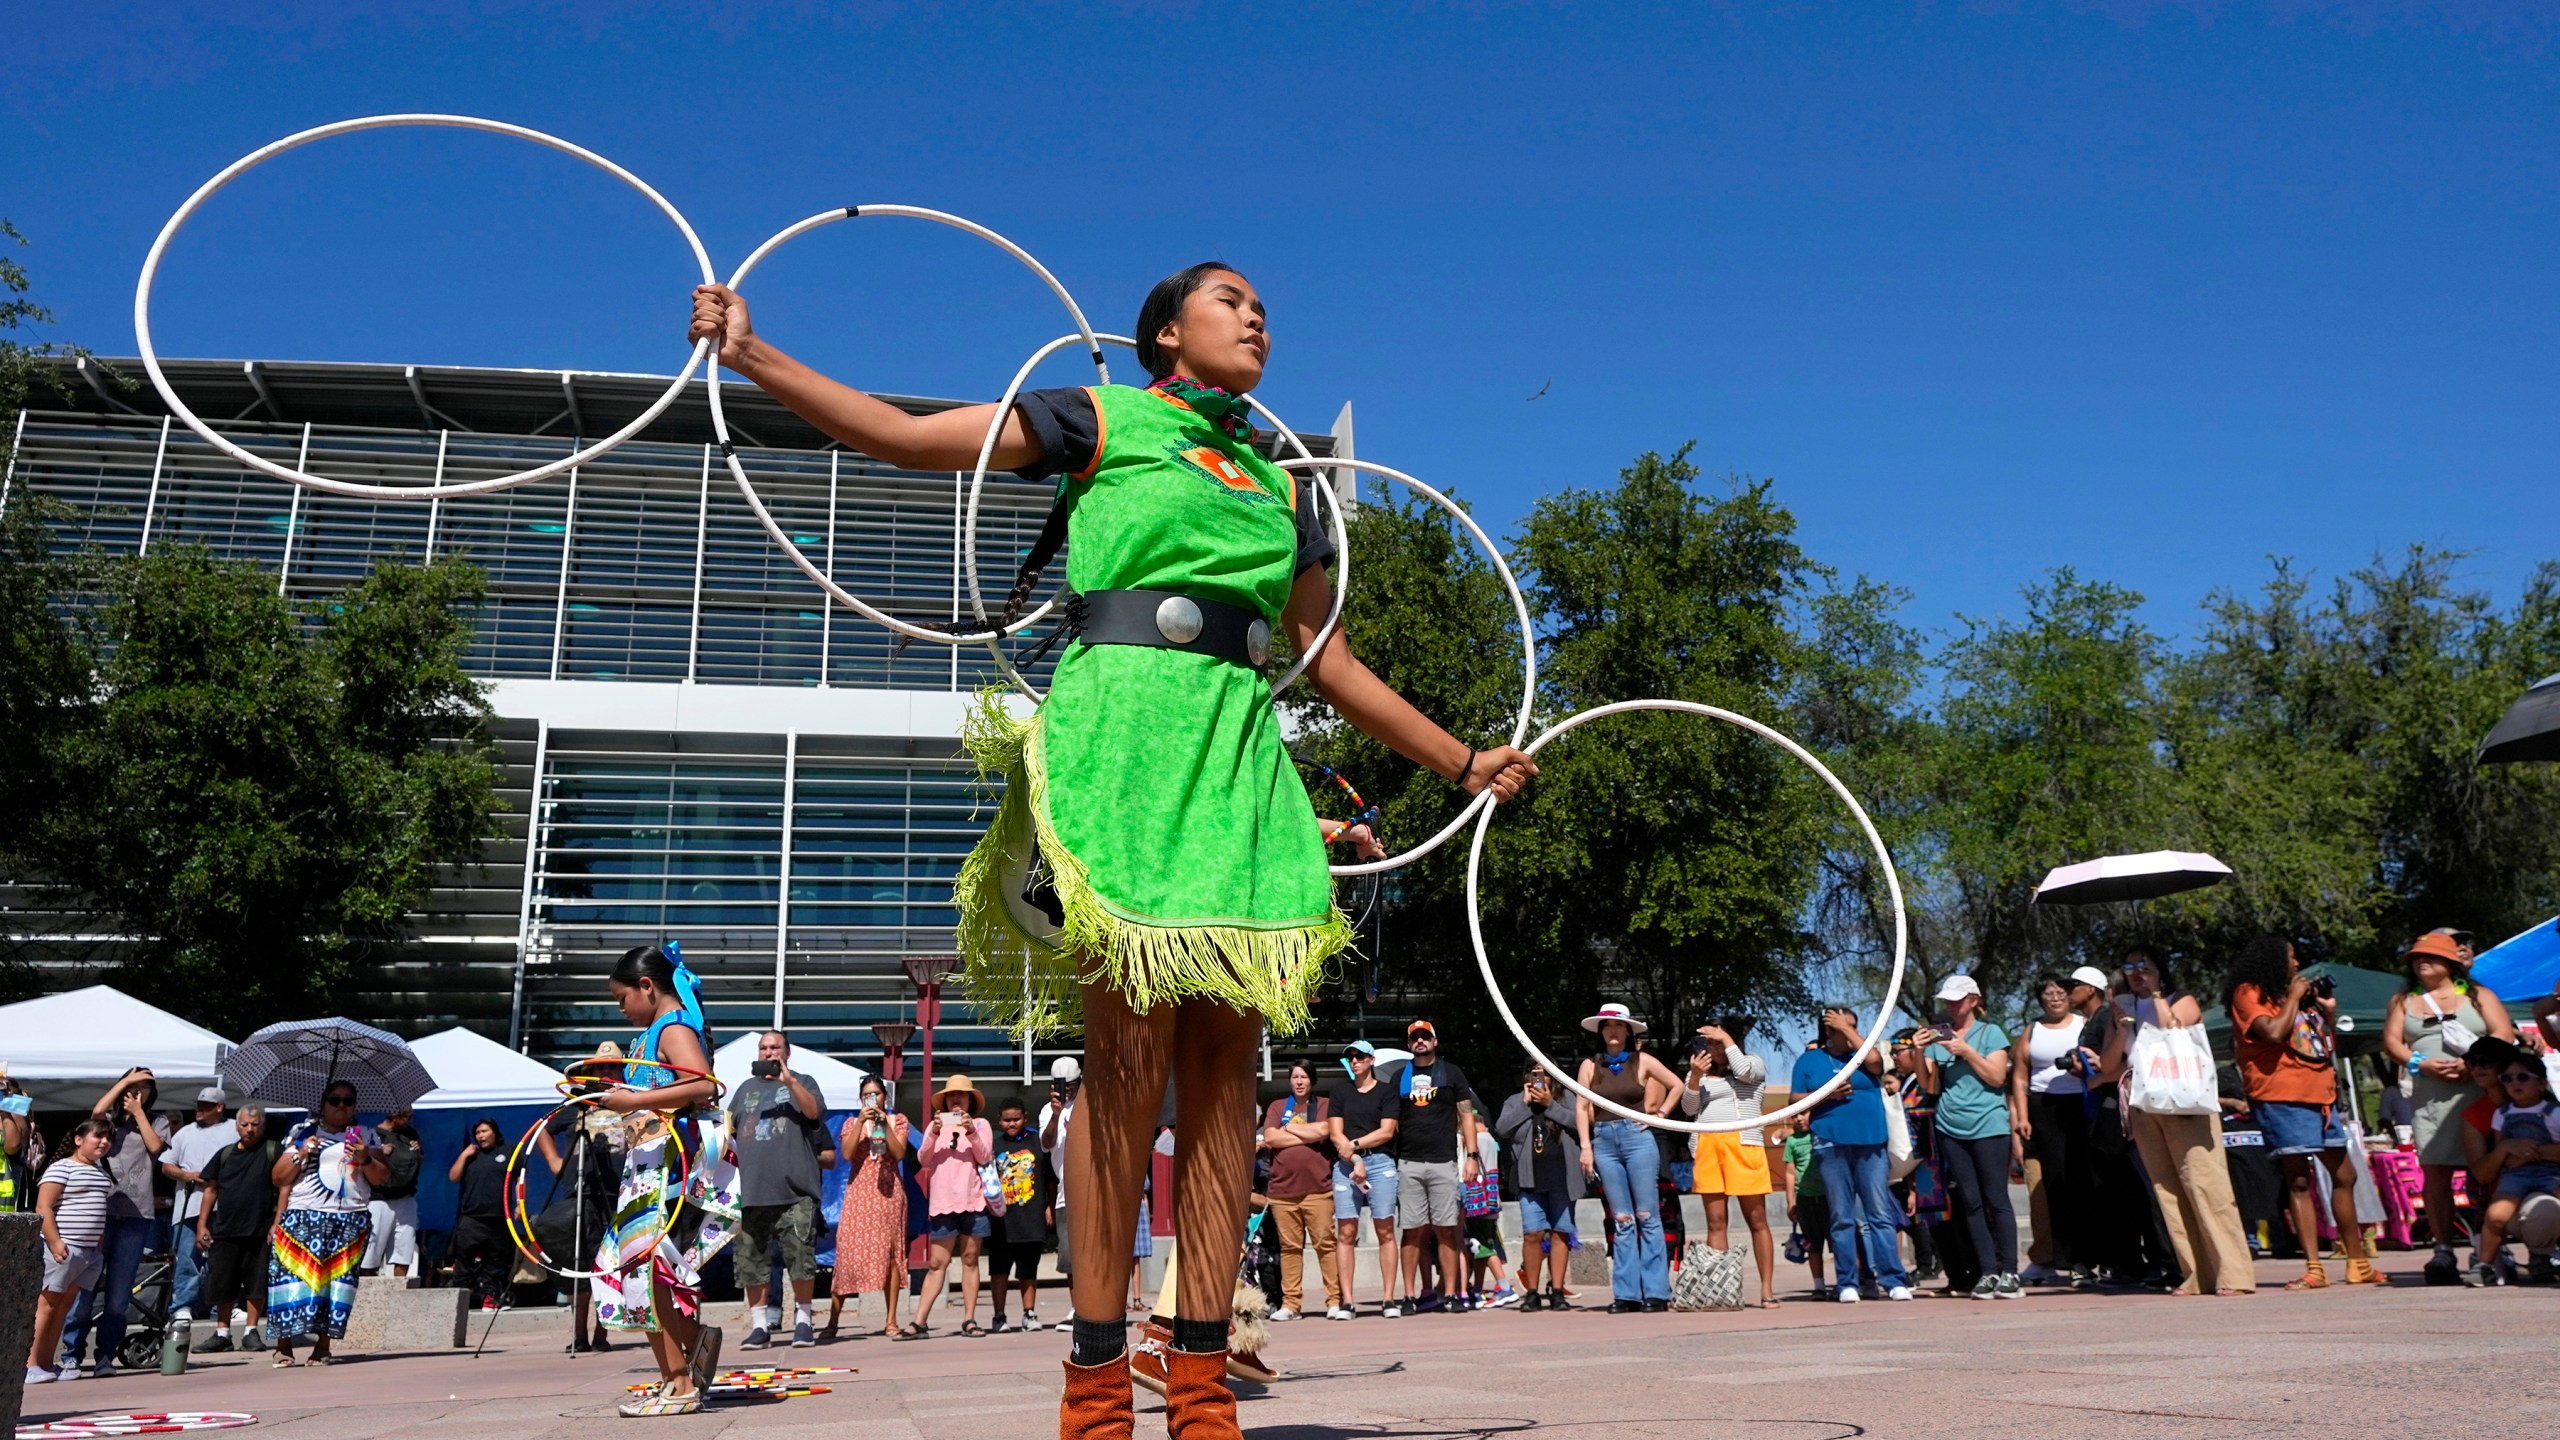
[27,549,504,1034]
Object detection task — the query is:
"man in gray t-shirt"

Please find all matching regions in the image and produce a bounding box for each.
[727,1031,827,1348]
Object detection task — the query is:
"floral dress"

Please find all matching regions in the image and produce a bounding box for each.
[592,1013,742,1332]
[831,1113,910,1297]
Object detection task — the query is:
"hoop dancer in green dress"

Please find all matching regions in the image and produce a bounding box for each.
[690,265,1533,1438]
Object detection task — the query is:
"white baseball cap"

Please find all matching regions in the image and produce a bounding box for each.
[1049,1057,1082,1083]
[2068,966,2111,992]
[1934,974,1982,1003]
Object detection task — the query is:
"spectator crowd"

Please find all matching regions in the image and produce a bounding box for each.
[12,924,2560,1392]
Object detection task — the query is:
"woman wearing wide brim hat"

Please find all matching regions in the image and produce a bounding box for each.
[2384,930,2520,1283]
[693,263,1538,1437]
[1573,1003,1684,1312]
[906,1074,995,1338]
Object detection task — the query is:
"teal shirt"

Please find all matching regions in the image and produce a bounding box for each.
[1781,1132,1825,1199]
[1926,1021,2013,1141]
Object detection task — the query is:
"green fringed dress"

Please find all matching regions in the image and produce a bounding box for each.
[955,382,1350,1037]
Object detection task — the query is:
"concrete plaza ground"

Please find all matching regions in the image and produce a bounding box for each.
[19,1249,2554,1440]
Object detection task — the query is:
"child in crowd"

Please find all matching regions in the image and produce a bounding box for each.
[1774,1118,1829,1296]
[2470,1054,2560,1286]
[1462,1128,1521,1307]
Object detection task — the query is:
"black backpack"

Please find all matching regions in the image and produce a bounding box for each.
[373,1127,424,1199]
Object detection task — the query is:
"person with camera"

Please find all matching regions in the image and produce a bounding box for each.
[363,1102,424,1280]
[1790,1003,1912,1303]
[1914,977,2018,1299]
[1494,1061,1581,1311]
[2009,976,2093,1289]
[2224,935,2376,1288]
[728,1030,829,1348]
[905,1073,995,1338]
[56,1067,170,1376]
[268,1082,391,1365]
[1678,1022,1777,1308]
[1036,1057,1080,1312]
[828,1072,914,1339]
[2098,950,2254,1295]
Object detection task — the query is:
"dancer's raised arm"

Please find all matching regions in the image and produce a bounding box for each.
[690,284,1043,471]
[1280,561,1537,800]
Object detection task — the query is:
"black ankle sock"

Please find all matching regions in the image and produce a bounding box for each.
[1070,1316,1127,1367]
[1170,1316,1226,1354]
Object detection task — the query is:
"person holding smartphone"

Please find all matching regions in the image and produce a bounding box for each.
[56,1067,170,1377]
[905,1074,995,1338]
[728,1030,828,1349]
[1788,1002,1911,1303]
[1493,1061,1582,1311]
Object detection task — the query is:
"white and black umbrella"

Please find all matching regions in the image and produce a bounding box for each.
[2031,850,2232,906]
[220,1016,436,1113]
[2479,673,2560,765]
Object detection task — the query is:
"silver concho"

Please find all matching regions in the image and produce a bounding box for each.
[1154,595,1205,644]
[1246,619,1272,667]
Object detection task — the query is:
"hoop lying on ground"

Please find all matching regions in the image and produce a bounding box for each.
[1463,699,1910,1133]
[707,207,1112,647]
[135,113,716,500]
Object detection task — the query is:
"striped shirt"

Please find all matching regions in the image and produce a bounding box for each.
[41,1158,113,1249]
[1679,1048,1770,1147]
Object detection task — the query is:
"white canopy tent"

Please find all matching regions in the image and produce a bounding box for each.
[0,985,236,1109]
[710,1034,874,1111]
[409,1026,570,1109]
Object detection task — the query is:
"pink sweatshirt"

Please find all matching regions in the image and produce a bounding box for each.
[917,1113,993,1216]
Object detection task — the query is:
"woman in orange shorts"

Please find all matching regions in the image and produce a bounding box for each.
[1679,1022,1777,1308]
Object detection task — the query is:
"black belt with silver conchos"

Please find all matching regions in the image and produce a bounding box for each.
[1057,589,1275,670]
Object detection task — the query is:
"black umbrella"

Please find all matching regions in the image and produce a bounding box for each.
[2479,672,2560,765]
[2031,850,2233,906]
[219,1016,436,1113]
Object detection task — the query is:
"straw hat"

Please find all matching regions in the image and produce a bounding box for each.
[1581,1002,1648,1035]
[934,1073,984,1115]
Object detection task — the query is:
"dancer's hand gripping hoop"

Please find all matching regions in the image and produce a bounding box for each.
[502,1056,722,1280]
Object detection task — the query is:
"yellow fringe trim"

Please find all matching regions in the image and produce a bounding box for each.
[953,691,1353,1039]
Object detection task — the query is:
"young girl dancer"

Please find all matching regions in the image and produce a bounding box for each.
[595,943,739,1417]
[690,264,1533,1438]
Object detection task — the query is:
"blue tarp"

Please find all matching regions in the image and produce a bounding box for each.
[2473,917,2560,1004]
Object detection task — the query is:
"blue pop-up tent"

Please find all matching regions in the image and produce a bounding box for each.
[2473,917,2560,1005]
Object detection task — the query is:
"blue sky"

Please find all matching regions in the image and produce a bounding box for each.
[9,1,2558,650]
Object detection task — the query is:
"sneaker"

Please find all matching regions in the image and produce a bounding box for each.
[1519,1292,1544,1312]
[91,1362,117,1380]
[2530,1255,2558,1286]
[197,1333,234,1353]
[792,1319,814,1347]
[1381,1302,1403,1319]
[1484,1287,1523,1309]
[26,1365,54,1386]
[2464,1261,2501,1288]
[2018,1263,2056,1285]
[1327,1306,1354,1321]
[1970,1274,2000,1300]
[1837,1286,1860,1304]
[1054,1316,1074,1331]
[1542,1287,1571,1311]
[171,1307,193,1323]
[56,1365,83,1382]
[1995,1272,2024,1299]
[1886,1285,1913,1301]
[243,1329,268,1352]
[989,1315,1012,1334]
[2070,1269,2099,1292]
[1641,1298,1668,1313]
[1268,1307,1300,1322]
[481,1298,500,1311]
[741,1324,771,1349]
[1412,1293,1443,1314]
[2424,1251,2462,1286]
[1022,1311,1042,1329]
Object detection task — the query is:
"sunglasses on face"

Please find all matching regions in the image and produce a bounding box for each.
[2500,1071,2543,1084]
[323,1094,356,1107]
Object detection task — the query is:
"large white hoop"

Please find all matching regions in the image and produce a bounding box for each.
[953,333,1348,703]
[1277,457,1537,878]
[133,113,716,500]
[1464,699,1910,1133]
[707,206,1110,646]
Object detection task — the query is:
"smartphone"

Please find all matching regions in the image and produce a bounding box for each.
[751,1059,781,1080]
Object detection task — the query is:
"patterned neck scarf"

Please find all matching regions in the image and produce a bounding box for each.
[1150,374,1252,441]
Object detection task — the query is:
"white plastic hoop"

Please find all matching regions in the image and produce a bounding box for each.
[1464,699,1910,1133]
[1278,457,1537,878]
[955,333,1348,703]
[134,113,716,500]
[708,206,1110,645]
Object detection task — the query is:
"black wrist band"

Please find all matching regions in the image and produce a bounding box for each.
[1455,748,1480,787]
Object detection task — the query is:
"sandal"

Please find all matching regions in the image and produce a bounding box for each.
[958,1320,984,1338]
[271,1351,299,1369]
[892,1323,930,1341]
[2343,1256,2381,1285]
[2285,1263,2330,1291]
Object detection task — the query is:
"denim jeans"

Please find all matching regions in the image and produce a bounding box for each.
[168,1215,206,1316]
[59,1214,153,1368]
[1814,1140,1909,1292]
[1588,1119,1669,1303]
